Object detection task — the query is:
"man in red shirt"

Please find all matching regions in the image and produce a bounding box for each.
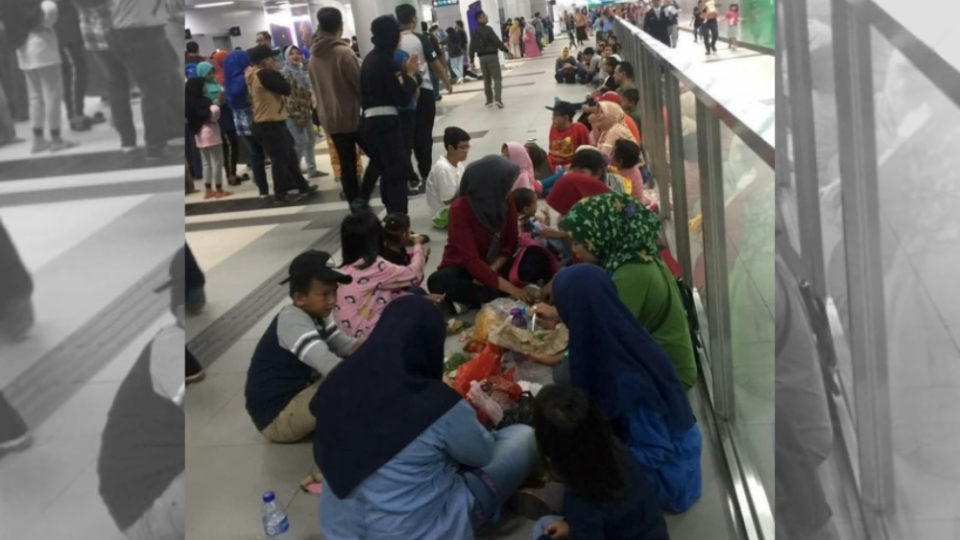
[546,101,591,170]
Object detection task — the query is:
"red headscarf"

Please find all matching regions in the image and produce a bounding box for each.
[545,172,611,216]
[211,50,229,85]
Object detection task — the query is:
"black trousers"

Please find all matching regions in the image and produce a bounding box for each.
[361,115,409,214]
[427,266,503,308]
[221,131,239,179]
[330,131,379,203]
[413,88,437,180]
[240,133,268,196]
[399,109,418,182]
[252,121,310,198]
[0,219,32,309]
[59,42,88,120]
[702,20,718,53]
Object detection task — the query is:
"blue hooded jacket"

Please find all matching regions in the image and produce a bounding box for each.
[222,49,251,110]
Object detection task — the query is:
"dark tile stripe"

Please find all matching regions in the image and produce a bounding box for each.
[0,149,181,181]
[0,178,178,208]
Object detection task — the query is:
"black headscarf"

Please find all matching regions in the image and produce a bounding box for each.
[370,14,401,52]
[310,295,462,499]
[458,154,520,233]
[184,77,212,136]
[0,0,42,50]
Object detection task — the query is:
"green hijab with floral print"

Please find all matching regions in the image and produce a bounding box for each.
[560,192,661,272]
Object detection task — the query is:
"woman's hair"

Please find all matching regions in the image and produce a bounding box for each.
[533,385,627,501]
[381,213,410,243]
[612,139,641,169]
[525,142,553,180]
[511,188,538,212]
[340,212,383,269]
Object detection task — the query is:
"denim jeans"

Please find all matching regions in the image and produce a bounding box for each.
[449,55,464,79]
[462,424,538,529]
[529,514,564,540]
[286,118,317,174]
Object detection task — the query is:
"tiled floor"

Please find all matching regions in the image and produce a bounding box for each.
[184,38,755,540]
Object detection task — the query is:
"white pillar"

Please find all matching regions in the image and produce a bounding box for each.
[350,0,417,57]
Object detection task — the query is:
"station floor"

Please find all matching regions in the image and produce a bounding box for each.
[184,38,749,540]
[0,97,182,538]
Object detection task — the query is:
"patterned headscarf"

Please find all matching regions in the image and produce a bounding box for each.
[561,191,661,272]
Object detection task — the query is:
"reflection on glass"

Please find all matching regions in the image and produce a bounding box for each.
[871,28,960,537]
[680,88,704,300]
[719,122,775,498]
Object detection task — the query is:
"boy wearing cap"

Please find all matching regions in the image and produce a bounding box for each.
[547,101,591,170]
[99,247,186,539]
[245,250,361,443]
[245,44,319,203]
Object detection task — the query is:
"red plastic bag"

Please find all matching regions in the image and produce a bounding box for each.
[454,343,503,397]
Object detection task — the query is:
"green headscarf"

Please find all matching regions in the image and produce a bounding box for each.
[195,61,222,103]
[560,192,661,272]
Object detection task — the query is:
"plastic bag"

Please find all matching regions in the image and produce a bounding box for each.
[453,343,504,396]
[467,298,527,351]
[488,320,569,356]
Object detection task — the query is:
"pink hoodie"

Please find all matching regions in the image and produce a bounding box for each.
[504,142,541,194]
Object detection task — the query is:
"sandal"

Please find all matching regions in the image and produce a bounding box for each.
[300,470,324,495]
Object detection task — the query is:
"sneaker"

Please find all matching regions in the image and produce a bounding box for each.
[69,118,91,132]
[185,353,205,384]
[258,193,272,200]
[121,144,137,153]
[495,101,505,109]
[30,138,50,154]
[308,171,328,178]
[0,397,30,453]
[301,184,319,195]
[215,189,234,198]
[49,139,78,153]
[408,176,422,192]
[485,102,494,108]
[276,192,306,204]
[203,189,217,200]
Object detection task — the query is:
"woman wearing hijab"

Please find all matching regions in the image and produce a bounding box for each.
[544,171,610,217]
[508,20,521,58]
[359,15,420,215]
[522,20,541,58]
[591,101,636,158]
[223,48,270,197]
[501,142,539,193]
[312,296,538,539]
[281,45,323,179]
[558,192,697,389]
[554,46,578,83]
[545,263,702,513]
[427,156,535,310]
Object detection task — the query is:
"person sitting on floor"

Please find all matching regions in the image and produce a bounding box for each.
[557,192,698,389]
[611,139,652,205]
[244,250,360,443]
[546,101,592,171]
[426,127,471,230]
[591,101,637,159]
[427,155,535,313]
[335,212,433,340]
[554,46,579,83]
[535,264,702,513]
[544,159,611,218]
[98,247,187,539]
[312,295,539,540]
[621,87,643,133]
[502,141,540,193]
[528,385,670,540]
[512,188,572,265]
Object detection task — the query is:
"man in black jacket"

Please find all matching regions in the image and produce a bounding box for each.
[643,0,672,47]
[469,11,512,108]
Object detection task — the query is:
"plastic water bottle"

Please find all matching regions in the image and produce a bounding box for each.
[261,491,290,538]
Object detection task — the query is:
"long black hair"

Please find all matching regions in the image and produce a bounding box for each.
[533,385,627,501]
[340,211,383,270]
[185,77,212,136]
[525,142,553,180]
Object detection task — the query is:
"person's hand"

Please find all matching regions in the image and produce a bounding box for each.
[425,293,445,305]
[545,520,570,539]
[542,280,554,303]
[412,234,425,245]
[403,53,420,77]
[467,381,504,425]
[508,284,535,305]
[532,303,559,320]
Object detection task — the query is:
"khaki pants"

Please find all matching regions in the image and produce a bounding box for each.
[261,382,320,443]
[123,472,184,540]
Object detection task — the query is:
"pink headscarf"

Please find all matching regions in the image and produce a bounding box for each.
[503,142,539,193]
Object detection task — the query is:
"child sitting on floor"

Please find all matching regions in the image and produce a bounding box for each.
[512,188,572,265]
[336,212,428,339]
[610,139,654,207]
[426,127,471,229]
[528,385,669,540]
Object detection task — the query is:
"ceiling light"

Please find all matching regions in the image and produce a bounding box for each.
[194,1,235,8]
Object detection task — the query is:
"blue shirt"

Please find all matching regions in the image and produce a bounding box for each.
[319,400,494,540]
[393,50,418,111]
